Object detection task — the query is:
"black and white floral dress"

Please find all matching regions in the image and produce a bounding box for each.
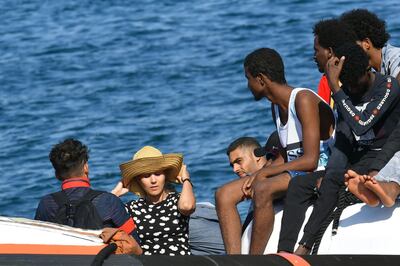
[126,192,191,256]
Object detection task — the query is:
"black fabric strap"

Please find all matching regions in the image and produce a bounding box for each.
[81,189,105,202]
[51,191,70,207]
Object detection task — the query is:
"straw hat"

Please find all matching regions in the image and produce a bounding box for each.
[120,146,183,197]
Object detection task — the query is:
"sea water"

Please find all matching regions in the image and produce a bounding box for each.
[0,0,399,219]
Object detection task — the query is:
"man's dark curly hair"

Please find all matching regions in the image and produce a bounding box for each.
[313,18,358,53]
[244,48,286,84]
[49,138,89,180]
[335,42,369,90]
[340,9,390,49]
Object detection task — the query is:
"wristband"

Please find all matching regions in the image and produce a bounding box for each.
[182,178,194,187]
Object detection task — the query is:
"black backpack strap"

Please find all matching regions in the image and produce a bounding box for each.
[51,191,70,207]
[51,191,75,226]
[81,189,105,202]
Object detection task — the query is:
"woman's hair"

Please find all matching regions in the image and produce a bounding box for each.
[244,48,286,84]
[340,9,390,49]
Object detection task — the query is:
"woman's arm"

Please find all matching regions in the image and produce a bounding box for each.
[111,181,129,197]
[177,164,196,216]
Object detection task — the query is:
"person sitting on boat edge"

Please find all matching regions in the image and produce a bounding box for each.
[112,153,225,256]
[112,146,196,256]
[113,177,225,256]
[277,17,358,254]
[345,117,400,207]
[217,48,335,255]
[314,18,357,108]
[216,134,279,254]
[34,138,142,255]
[295,43,400,255]
[340,9,400,84]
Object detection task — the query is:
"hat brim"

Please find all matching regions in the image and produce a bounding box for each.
[120,154,183,197]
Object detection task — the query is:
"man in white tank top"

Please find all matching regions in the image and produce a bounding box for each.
[215,48,335,254]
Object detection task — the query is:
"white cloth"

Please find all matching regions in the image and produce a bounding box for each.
[273,88,335,173]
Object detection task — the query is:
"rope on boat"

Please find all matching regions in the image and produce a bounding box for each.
[91,243,117,266]
[311,187,362,254]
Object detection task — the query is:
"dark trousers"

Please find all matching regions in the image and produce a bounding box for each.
[278,170,324,252]
[298,146,380,248]
[296,117,382,249]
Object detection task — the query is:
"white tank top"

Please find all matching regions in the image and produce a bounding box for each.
[274,88,335,171]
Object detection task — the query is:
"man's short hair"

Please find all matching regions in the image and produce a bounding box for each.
[226,137,261,156]
[313,18,357,53]
[340,9,390,49]
[49,138,89,180]
[244,48,287,84]
[335,42,369,89]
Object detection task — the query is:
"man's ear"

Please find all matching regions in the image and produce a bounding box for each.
[328,47,333,58]
[362,38,372,50]
[84,162,89,177]
[256,74,264,86]
[258,73,270,86]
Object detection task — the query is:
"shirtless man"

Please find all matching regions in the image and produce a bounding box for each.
[217,48,335,254]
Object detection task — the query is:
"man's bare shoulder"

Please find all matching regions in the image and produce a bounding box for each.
[295,89,319,108]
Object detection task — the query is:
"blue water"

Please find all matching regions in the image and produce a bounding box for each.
[1,0,399,219]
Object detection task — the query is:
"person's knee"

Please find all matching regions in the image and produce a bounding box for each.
[253,181,274,208]
[215,184,238,207]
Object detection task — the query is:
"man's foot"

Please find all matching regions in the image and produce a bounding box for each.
[345,170,379,207]
[364,181,399,207]
[294,245,311,255]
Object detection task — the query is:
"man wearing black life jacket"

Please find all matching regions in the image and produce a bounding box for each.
[296,43,400,255]
[35,138,141,250]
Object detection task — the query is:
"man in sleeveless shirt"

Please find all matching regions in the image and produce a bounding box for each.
[216,48,335,254]
[276,18,358,254]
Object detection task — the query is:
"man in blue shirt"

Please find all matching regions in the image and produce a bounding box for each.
[35,138,140,247]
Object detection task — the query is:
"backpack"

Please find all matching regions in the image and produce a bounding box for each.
[51,189,105,230]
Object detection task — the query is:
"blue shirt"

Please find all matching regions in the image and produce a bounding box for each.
[34,177,137,237]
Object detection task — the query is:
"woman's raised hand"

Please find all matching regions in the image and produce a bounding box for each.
[111,181,129,197]
[177,163,190,183]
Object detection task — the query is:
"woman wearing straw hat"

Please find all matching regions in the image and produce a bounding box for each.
[112,146,196,255]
